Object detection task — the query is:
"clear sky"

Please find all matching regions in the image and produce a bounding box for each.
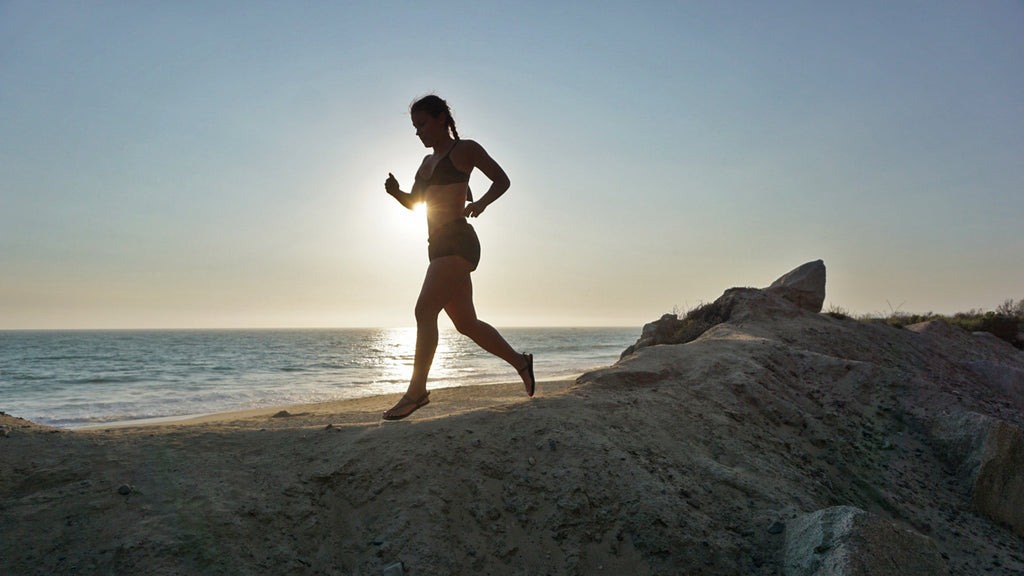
[2,1,1022,329]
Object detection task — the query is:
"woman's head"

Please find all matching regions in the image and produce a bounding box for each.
[410,95,459,146]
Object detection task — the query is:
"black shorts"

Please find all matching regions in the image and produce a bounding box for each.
[428,218,480,271]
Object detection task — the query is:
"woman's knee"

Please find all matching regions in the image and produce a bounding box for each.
[414,299,443,324]
[450,314,478,336]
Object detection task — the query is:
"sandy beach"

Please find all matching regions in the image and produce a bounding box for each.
[2,380,594,575]
[4,264,1024,575]
[94,378,574,431]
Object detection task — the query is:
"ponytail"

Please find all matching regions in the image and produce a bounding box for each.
[447,116,460,140]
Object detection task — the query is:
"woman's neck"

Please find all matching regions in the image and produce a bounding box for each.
[432,136,454,154]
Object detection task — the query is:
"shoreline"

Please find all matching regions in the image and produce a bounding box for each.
[61,378,577,432]
[3,327,636,432]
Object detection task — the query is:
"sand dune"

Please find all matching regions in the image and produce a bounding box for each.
[3,263,1023,575]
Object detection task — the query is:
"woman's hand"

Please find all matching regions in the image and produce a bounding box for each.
[464,200,488,218]
[385,173,400,195]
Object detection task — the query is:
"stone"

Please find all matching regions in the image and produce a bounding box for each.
[766,260,826,313]
[965,361,1024,410]
[930,411,1024,536]
[623,261,827,358]
[622,315,682,357]
[641,314,679,340]
[783,506,948,576]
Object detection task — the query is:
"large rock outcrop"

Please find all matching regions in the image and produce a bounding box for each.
[623,260,828,358]
[765,259,826,313]
[930,411,1024,536]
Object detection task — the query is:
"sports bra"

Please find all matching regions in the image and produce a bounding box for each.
[415,141,471,187]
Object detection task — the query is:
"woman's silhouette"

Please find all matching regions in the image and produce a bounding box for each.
[383,95,535,420]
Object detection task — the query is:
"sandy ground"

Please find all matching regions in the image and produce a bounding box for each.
[3,288,1024,575]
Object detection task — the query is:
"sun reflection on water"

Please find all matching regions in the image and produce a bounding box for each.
[374,327,456,388]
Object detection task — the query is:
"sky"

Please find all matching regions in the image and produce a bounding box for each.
[2,1,1022,329]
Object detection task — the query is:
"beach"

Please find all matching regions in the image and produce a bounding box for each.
[90,378,573,430]
[4,267,1024,575]
[1,379,592,575]
[2,378,608,576]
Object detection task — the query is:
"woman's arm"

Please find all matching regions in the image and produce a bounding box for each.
[385,173,422,211]
[461,141,510,218]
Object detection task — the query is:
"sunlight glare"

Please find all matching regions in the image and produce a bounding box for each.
[376,327,452,389]
[377,327,417,385]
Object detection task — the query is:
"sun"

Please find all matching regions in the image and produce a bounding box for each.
[386,200,427,239]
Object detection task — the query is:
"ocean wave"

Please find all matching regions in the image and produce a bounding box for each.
[65,376,146,385]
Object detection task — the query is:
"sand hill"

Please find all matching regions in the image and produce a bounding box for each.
[2,261,1023,575]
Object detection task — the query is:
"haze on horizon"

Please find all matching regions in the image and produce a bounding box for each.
[2,1,1022,330]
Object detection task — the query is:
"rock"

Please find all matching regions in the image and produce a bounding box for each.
[117,484,134,496]
[905,319,960,339]
[641,314,680,340]
[622,315,683,357]
[766,260,826,313]
[930,411,1024,536]
[784,506,948,576]
[272,410,292,418]
[623,261,827,358]
[965,361,1024,410]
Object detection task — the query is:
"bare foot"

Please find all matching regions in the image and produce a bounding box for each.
[383,391,431,420]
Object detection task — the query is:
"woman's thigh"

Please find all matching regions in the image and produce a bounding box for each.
[416,256,473,317]
[444,272,478,329]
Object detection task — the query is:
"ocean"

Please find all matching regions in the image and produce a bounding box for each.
[0,327,637,429]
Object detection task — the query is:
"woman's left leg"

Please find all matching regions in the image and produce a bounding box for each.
[383,256,472,419]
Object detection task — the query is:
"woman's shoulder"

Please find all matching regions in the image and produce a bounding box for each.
[454,139,485,158]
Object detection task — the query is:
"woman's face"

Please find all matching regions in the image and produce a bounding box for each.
[411,110,446,147]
